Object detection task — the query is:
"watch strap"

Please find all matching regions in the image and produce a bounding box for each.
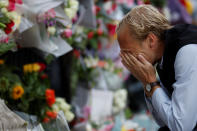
[150,81,160,88]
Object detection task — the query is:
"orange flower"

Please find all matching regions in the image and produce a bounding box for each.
[45,89,55,107]
[11,85,24,100]
[0,59,4,65]
[46,111,57,119]
[97,61,106,68]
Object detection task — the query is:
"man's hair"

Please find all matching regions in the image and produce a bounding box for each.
[116,5,171,41]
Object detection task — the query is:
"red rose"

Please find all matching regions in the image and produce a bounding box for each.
[37,63,46,72]
[45,89,55,107]
[4,27,12,35]
[41,74,48,80]
[106,24,116,36]
[6,21,15,28]
[43,117,50,123]
[46,111,57,119]
[96,6,101,14]
[87,32,94,39]
[73,49,80,58]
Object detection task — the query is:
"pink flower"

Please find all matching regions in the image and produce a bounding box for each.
[63,29,72,38]
[82,106,91,119]
[4,37,9,43]
[116,0,125,4]
[46,9,56,19]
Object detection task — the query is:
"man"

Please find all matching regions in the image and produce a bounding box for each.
[116,5,197,131]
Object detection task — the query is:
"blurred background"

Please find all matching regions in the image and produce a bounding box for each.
[0,0,196,130]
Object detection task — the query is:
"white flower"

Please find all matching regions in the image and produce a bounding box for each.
[65,111,75,122]
[103,1,112,11]
[64,8,76,19]
[60,103,71,111]
[47,26,56,35]
[112,106,120,113]
[69,0,79,11]
[75,26,84,34]
[1,8,8,14]
[113,89,128,113]
[52,104,60,112]
[84,58,99,68]
[56,97,66,104]
[86,123,92,131]
[53,97,74,122]
[0,0,8,8]
[6,12,18,21]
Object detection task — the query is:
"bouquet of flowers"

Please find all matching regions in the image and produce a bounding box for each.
[52,97,75,122]
[0,61,58,122]
[0,0,22,55]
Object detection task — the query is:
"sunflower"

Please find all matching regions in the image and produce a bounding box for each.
[11,85,24,100]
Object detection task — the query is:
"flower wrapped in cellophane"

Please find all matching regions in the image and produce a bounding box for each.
[0,0,22,55]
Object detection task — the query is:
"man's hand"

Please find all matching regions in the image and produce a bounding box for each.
[120,51,157,86]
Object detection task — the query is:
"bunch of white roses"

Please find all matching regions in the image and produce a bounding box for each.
[64,0,79,20]
[113,89,128,114]
[52,97,75,122]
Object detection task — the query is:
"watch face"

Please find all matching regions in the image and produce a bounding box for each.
[146,84,151,92]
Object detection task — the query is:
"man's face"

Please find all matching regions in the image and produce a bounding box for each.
[117,25,154,64]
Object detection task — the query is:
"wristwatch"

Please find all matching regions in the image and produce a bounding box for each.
[145,81,160,92]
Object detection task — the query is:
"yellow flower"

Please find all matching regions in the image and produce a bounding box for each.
[23,63,41,73]
[32,63,40,72]
[11,85,24,100]
[0,59,4,65]
[23,64,34,73]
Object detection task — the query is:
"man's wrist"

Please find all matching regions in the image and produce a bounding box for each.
[145,85,161,97]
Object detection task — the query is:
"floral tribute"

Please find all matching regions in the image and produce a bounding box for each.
[0,60,60,122]
[0,0,22,55]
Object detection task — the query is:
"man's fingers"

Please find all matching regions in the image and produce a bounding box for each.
[124,53,136,66]
[122,60,133,73]
[137,54,148,65]
[127,53,144,67]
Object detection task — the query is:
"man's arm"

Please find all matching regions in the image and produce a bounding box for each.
[149,44,197,130]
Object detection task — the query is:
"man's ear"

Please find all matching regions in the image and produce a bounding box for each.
[147,33,158,49]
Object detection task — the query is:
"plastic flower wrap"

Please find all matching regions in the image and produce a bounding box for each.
[113,89,128,114]
[52,97,75,122]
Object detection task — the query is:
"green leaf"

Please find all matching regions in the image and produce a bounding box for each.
[0,16,10,24]
[0,42,16,56]
[0,23,6,29]
[45,54,55,64]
